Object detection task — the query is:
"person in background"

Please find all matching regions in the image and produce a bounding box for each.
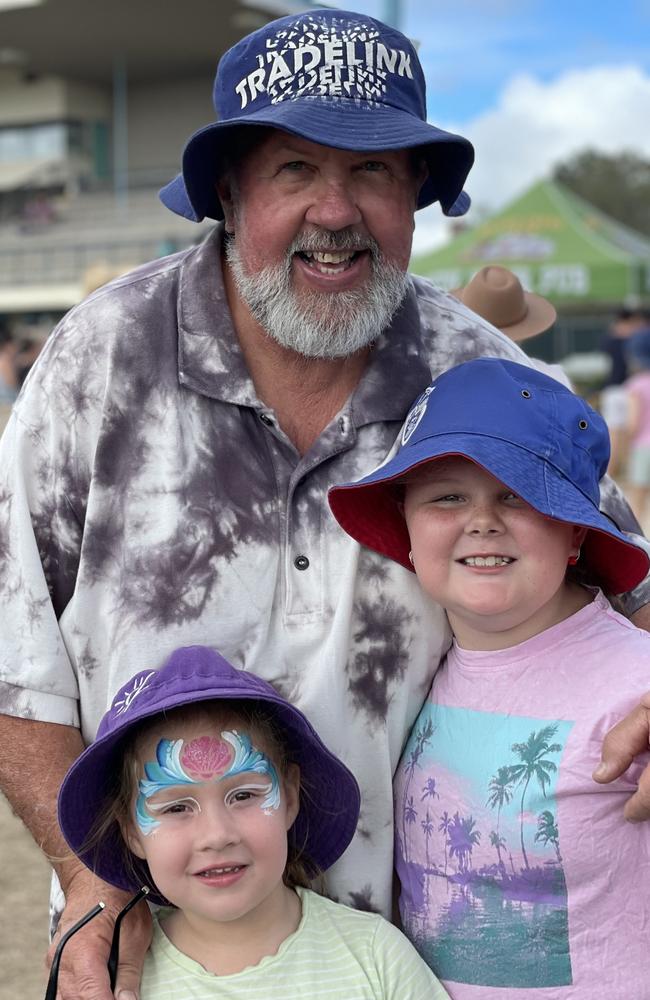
[57,645,447,999]
[624,324,650,526]
[329,358,650,997]
[0,320,19,405]
[450,265,570,387]
[599,308,639,476]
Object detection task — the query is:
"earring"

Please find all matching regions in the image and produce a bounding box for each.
[568,547,581,566]
[408,551,414,565]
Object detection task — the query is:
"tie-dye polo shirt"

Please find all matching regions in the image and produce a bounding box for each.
[0,226,647,920]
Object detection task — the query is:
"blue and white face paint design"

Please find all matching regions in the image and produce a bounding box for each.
[135,729,281,835]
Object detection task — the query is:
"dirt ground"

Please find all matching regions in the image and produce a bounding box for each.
[0,792,51,1000]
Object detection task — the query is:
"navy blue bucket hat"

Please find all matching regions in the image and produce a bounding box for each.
[58,646,361,905]
[329,358,649,596]
[159,8,473,222]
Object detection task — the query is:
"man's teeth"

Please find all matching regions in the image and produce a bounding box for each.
[463,556,513,567]
[306,251,354,264]
[299,250,357,273]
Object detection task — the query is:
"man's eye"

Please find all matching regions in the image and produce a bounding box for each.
[281,160,306,172]
[362,160,386,172]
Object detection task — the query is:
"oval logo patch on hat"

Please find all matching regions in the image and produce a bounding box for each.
[402,386,434,445]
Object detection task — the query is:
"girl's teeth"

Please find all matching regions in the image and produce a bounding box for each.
[200,865,242,876]
[463,556,513,567]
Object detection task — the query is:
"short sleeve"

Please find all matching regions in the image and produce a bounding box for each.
[372,917,450,999]
[0,336,88,725]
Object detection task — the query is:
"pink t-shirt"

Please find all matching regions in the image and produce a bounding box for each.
[626,371,650,446]
[394,592,650,998]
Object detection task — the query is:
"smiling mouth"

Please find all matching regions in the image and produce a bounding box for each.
[195,865,246,878]
[296,250,362,274]
[460,556,515,567]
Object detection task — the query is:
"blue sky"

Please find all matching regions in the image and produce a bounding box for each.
[336,1,650,249]
[343,0,650,124]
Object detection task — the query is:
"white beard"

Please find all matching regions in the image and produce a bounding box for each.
[225,229,410,360]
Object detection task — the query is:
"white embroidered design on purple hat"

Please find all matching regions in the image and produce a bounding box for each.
[113,671,156,716]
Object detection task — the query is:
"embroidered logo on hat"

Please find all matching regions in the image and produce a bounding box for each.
[402,386,435,444]
[113,671,156,716]
[234,14,415,110]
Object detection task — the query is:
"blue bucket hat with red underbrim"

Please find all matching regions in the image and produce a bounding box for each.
[329,358,649,596]
[58,646,360,905]
[159,8,473,222]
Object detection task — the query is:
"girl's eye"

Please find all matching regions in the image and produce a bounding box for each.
[432,493,463,503]
[231,790,254,802]
[225,783,270,806]
[160,801,192,816]
[147,796,200,818]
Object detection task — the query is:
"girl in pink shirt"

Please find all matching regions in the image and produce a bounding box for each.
[330,358,650,999]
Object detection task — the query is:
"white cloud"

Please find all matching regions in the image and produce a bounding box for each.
[413,64,650,254]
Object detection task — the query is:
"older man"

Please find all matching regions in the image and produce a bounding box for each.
[1,10,649,1000]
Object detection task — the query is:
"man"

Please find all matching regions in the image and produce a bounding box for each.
[1,10,649,1000]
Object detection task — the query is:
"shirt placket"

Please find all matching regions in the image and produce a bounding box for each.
[254,406,356,622]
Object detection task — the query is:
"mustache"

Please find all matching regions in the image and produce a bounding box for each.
[289,229,379,256]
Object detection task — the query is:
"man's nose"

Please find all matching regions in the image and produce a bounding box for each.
[304,177,363,231]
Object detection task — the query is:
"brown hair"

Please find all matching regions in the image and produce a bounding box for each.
[80,699,323,897]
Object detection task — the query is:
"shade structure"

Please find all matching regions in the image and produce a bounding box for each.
[412,179,650,307]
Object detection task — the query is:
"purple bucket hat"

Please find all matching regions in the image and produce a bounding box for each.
[159,8,473,222]
[58,646,360,904]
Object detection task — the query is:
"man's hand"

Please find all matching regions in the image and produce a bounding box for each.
[593,691,650,822]
[46,869,152,1000]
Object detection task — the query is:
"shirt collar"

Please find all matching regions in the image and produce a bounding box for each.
[177,225,260,407]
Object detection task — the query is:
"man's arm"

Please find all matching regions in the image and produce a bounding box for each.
[0,715,151,1000]
[593,687,650,822]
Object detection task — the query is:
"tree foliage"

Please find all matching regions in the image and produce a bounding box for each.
[553,149,650,237]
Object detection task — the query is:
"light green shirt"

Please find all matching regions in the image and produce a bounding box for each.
[141,887,449,999]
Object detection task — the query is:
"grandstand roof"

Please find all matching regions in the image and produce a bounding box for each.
[0,0,307,84]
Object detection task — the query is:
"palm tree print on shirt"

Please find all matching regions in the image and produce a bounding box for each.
[395,703,573,988]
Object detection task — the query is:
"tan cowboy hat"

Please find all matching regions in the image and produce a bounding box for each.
[451,265,557,342]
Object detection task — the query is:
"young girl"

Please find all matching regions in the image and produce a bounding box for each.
[58,644,448,998]
[329,358,650,998]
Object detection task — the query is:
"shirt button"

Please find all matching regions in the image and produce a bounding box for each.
[259,413,273,426]
[294,555,310,571]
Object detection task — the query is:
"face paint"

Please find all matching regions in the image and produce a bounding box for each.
[136,730,281,834]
